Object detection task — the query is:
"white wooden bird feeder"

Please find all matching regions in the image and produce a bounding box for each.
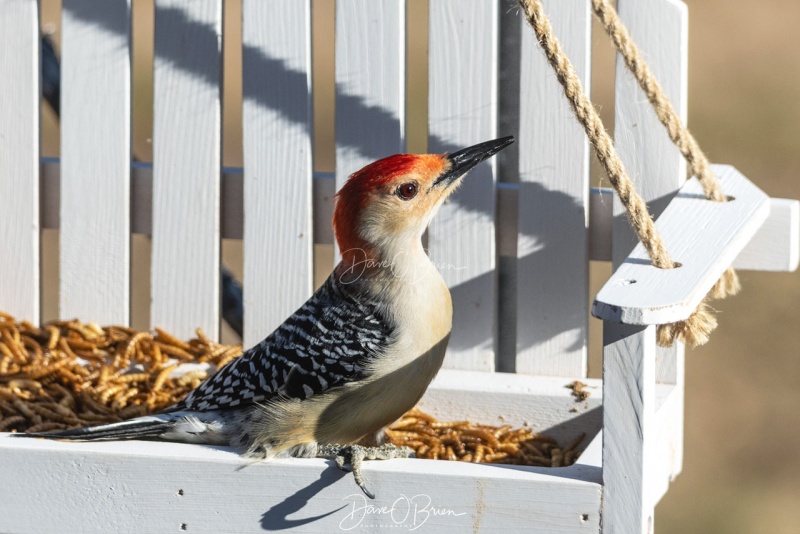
[0,0,797,532]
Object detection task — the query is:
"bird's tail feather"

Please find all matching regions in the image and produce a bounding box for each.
[20,416,173,442]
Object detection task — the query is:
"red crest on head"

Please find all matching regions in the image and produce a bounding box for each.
[333,154,445,262]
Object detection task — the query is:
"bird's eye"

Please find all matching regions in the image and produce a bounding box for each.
[397,182,418,200]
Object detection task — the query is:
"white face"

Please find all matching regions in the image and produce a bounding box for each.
[357,161,458,254]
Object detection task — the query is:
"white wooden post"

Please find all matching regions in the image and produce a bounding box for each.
[60,0,131,325]
[0,0,39,323]
[614,0,689,485]
[428,0,499,371]
[242,0,313,348]
[516,0,591,377]
[604,0,688,530]
[334,0,406,265]
[151,0,222,339]
[603,323,657,534]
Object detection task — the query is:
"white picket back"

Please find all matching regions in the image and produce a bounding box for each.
[516,0,591,377]
[241,0,313,348]
[0,0,39,323]
[60,0,131,326]
[428,0,500,371]
[151,0,222,340]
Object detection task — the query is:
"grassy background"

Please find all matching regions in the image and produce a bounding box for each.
[36,1,799,532]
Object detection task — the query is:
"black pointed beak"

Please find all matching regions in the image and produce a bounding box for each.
[432,136,515,188]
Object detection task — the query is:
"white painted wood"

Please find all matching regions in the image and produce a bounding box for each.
[593,166,770,324]
[242,0,313,348]
[0,433,601,533]
[575,430,602,468]
[590,191,799,272]
[428,0,499,371]
[419,370,602,448]
[603,323,657,534]
[652,382,683,505]
[334,0,405,265]
[151,0,222,339]
[733,198,800,272]
[516,0,591,377]
[60,0,131,325]
[0,0,39,322]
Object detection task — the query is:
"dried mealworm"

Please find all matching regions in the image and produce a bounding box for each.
[112,388,139,410]
[0,415,26,432]
[116,373,150,384]
[28,403,81,425]
[153,364,179,392]
[562,432,586,455]
[25,422,68,433]
[24,357,73,380]
[118,404,147,419]
[45,326,60,350]
[154,342,194,361]
[459,427,500,449]
[125,332,153,361]
[550,448,563,468]
[99,384,126,405]
[80,392,112,414]
[473,444,485,463]
[154,328,190,350]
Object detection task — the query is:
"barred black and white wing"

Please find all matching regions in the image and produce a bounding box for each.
[168,274,394,413]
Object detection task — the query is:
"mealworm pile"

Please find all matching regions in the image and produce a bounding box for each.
[0,313,584,467]
[0,312,240,433]
[387,408,584,467]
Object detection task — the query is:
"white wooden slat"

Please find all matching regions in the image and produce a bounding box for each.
[334,0,405,263]
[593,166,770,325]
[0,0,39,322]
[733,198,800,272]
[60,0,131,325]
[652,382,684,505]
[152,0,222,339]
[603,323,657,534]
[428,0,499,371]
[516,0,591,377]
[241,0,313,348]
[418,371,602,449]
[0,434,602,533]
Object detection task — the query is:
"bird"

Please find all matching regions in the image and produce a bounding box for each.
[21,136,515,497]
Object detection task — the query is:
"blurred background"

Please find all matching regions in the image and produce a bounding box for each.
[35,0,799,532]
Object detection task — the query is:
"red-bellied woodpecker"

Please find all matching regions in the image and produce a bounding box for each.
[21,136,515,497]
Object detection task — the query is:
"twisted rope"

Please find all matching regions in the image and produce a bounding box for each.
[517,0,675,270]
[518,0,740,346]
[591,0,725,203]
[590,0,741,311]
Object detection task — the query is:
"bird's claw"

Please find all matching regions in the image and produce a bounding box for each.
[316,443,413,499]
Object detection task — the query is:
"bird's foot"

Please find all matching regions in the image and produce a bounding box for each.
[316,443,413,499]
